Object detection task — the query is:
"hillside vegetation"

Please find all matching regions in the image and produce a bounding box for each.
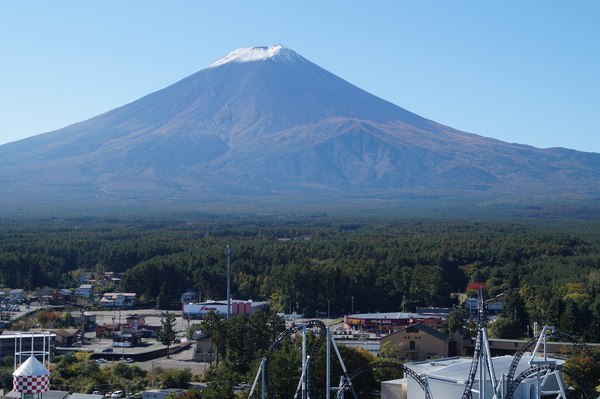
[0,215,599,340]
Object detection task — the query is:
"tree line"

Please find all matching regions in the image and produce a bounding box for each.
[1,216,600,340]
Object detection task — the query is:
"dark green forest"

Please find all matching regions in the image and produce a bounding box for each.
[1,215,599,340]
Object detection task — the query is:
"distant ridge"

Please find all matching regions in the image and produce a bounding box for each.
[0,45,599,212]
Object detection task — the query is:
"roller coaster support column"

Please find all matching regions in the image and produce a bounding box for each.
[302,323,307,399]
[293,324,309,399]
[482,328,501,399]
[330,330,358,399]
[528,325,563,399]
[530,326,555,366]
[248,357,266,399]
[262,357,265,399]
[326,326,331,399]
[479,348,484,399]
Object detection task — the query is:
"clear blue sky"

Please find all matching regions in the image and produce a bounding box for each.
[1,1,599,153]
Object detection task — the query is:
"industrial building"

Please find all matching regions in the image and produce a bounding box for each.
[0,332,55,362]
[344,312,443,334]
[182,299,268,319]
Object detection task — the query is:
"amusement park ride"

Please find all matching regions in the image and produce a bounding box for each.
[12,332,53,399]
[249,288,599,399]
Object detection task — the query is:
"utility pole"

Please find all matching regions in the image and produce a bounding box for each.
[226,245,232,320]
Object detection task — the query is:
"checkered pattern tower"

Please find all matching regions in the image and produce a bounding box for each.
[12,355,50,397]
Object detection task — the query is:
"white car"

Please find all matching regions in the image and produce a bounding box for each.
[111,391,123,398]
[96,358,108,363]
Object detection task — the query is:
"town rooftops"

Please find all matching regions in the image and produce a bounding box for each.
[348,312,440,320]
[385,322,452,342]
[30,328,79,338]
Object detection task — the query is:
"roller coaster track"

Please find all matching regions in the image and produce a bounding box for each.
[461,289,486,399]
[258,301,598,399]
[334,361,432,399]
[263,319,326,399]
[505,331,600,387]
[506,364,595,399]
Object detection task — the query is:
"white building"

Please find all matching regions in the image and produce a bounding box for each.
[182,299,268,319]
[405,355,565,399]
[465,296,504,319]
[100,292,136,307]
[74,284,94,298]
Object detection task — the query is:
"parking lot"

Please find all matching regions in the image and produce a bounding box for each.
[76,309,209,375]
[5,305,210,375]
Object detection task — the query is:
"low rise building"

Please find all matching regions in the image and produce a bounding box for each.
[124,314,146,330]
[465,294,504,320]
[8,289,27,303]
[193,331,216,362]
[74,284,94,298]
[112,332,139,348]
[180,290,198,304]
[0,332,55,362]
[345,312,444,334]
[50,289,73,305]
[182,299,268,319]
[100,293,136,308]
[380,323,456,362]
[30,328,80,347]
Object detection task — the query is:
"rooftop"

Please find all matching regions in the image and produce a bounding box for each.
[407,354,565,383]
[348,312,441,320]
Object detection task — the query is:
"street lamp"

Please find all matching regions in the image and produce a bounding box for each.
[327,299,330,320]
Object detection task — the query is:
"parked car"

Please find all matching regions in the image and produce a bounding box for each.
[96,358,108,363]
[111,390,124,398]
[234,382,250,391]
[124,358,134,363]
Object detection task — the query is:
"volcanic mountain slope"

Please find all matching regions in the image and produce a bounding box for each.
[1,45,599,207]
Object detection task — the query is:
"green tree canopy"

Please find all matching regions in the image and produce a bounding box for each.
[158,312,178,358]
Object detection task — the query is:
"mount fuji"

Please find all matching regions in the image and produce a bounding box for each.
[1,45,599,212]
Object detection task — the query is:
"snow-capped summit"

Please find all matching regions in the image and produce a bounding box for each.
[208,44,290,68]
[1,44,599,211]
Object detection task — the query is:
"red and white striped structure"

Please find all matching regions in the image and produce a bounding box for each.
[13,355,50,395]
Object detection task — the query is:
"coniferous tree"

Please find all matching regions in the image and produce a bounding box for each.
[158,312,177,358]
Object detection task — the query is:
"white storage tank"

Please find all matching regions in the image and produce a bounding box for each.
[12,355,50,397]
